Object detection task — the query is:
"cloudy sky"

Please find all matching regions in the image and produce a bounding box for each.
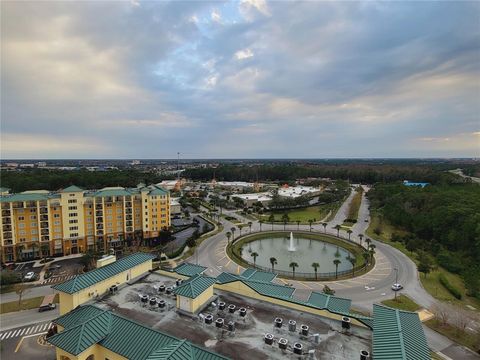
[1,1,479,159]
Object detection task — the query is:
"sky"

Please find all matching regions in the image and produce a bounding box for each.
[1,0,479,159]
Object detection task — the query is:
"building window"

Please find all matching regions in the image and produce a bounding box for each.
[31,222,38,227]
[54,214,60,218]
[69,213,77,217]
[68,206,77,210]
[30,215,37,220]
[18,216,25,221]
[54,220,61,225]
[31,229,38,234]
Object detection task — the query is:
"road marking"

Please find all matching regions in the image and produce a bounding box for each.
[19,328,26,336]
[237,266,240,274]
[299,281,313,289]
[435,352,454,360]
[33,325,40,333]
[1,332,9,340]
[12,330,20,337]
[224,259,231,267]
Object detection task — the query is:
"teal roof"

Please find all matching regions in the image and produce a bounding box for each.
[174,263,207,277]
[0,187,10,192]
[372,304,429,360]
[216,272,241,284]
[49,305,229,360]
[243,279,295,298]
[240,268,276,282]
[174,275,216,299]
[94,188,132,197]
[306,292,351,314]
[61,185,84,193]
[52,253,155,294]
[0,192,50,202]
[149,187,169,195]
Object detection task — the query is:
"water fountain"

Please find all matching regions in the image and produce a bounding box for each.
[288,232,296,252]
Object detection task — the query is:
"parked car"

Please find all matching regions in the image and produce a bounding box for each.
[39,295,56,312]
[391,283,403,291]
[24,271,36,281]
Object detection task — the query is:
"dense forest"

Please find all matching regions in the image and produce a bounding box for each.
[367,183,480,298]
[185,164,462,184]
[0,170,172,193]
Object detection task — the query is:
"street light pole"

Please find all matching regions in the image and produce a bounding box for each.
[394,267,398,300]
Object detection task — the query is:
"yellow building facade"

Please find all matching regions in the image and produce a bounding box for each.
[0,185,170,262]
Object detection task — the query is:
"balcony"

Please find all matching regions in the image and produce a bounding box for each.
[2,210,11,216]
[115,196,123,202]
[3,225,12,232]
[12,202,24,209]
[26,201,37,208]
[96,225,104,230]
[126,221,133,227]
[104,197,113,203]
[125,201,132,207]
[41,229,49,235]
[41,223,49,229]
[95,204,103,210]
[39,208,48,214]
[41,236,49,241]
[1,203,10,210]
[126,227,133,232]
[3,240,13,245]
[3,232,12,239]
[126,215,132,221]
[2,217,11,224]
[96,230,104,236]
[40,215,48,221]
[95,211,103,217]
[96,217,104,223]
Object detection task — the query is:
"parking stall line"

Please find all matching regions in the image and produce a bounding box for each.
[1,332,9,340]
[18,329,26,336]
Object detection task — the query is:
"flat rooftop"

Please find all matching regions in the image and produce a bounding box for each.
[93,272,371,360]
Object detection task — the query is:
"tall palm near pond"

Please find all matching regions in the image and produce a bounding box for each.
[311,262,320,280]
[322,222,327,233]
[226,231,232,244]
[270,257,277,272]
[289,262,299,279]
[296,220,300,230]
[334,224,341,237]
[248,221,253,233]
[308,219,313,232]
[259,220,263,232]
[358,234,364,247]
[238,224,244,237]
[230,227,236,241]
[347,229,352,241]
[347,255,356,275]
[251,252,259,268]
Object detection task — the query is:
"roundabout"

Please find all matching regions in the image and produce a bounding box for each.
[227,231,373,281]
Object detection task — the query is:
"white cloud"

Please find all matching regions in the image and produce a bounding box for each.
[234,48,254,60]
[239,0,271,20]
[211,9,221,23]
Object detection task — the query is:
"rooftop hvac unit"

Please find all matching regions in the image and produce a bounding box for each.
[278,338,288,350]
[288,320,296,332]
[149,297,157,306]
[176,279,183,286]
[218,302,226,311]
[215,318,224,328]
[274,317,283,328]
[166,287,173,295]
[342,316,351,330]
[228,321,235,332]
[228,304,236,313]
[264,333,274,345]
[204,314,213,324]
[158,285,165,293]
[239,308,247,317]
[158,299,166,308]
[300,324,309,336]
[140,295,148,303]
[293,342,303,355]
[360,350,370,360]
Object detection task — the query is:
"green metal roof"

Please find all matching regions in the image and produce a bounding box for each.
[0,187,10,192]
[240,268,276,283]
[372,304,429,360]
[52,253,155,294]
[94,188,132,197]
[149,187,169,195]
[174,263,207,277]
[242,279,295,298]
[61,185,84,193]
[216,272,241,284]
[306,292,352,314]
[174,275,216,299]
[48,305,229,360]
[0,192,50,202]
[54,305,105,329]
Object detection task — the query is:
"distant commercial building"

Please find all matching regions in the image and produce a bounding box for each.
[0,188,10,196]
[211,180,264,192]
[231,193,272,207]
[277,185,322,198]
[170,197,181,215]
[157,179,185,191]
[0,185,170,262]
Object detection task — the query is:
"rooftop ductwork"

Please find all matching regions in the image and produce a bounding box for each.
[360,350,370,360]
[342,316,351,330]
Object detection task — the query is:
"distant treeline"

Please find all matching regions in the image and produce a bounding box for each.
[0,170,172,193]
[184,164,462,184]
[368,183,480,298]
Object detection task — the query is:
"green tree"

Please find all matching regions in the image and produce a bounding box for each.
[333,259,341,279]
[365,238,372,249]
[270,257,277,272]
[417,251,433,278]
[248,221,253,233]
[362,251,370,265]
[289,262,299,279]
[230,227,236,241]
[226,231,232,244]
[322,222,327,233]
[238,224,244,237]
[296,220,301,230]
[311,262,320,280]
[259,220,263,232]
[281,213,290,230]
[251,252,259,268]
[268,214,275,230]
[308,219,313,232]
[358,234,364,247]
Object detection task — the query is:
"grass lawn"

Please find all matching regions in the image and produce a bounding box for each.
[367,211,480,310]
[257,205,330,224]
[381,295,421,312]
[426,319,480,353]
[0,294,59,314]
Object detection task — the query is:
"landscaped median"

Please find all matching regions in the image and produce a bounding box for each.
[226,231,374,281]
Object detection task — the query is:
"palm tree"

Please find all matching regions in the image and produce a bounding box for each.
[231,227,236,241]
[270,257,277,272]
[251,252,259,268]
[369,249,375,263]
[16,244,25,262]
[226,231,232,244]
[334,224,341,237]
[322,222,327,233]
[347,229,353,241]
[281,213,289,230]
[238,224,244,237]
[362,251,370,265]
[259,220,264,232]
[311,262,320,280]
[40,243,50,264]
[348,255,356,275]
[268,214,275,230]
[333,259,341,279]
[31,242,39,259]
[289,262,299,279]
[248,221,253,233]
[296,220,301,230]
[308,219,313,232]
[365,238,372,249]
[358,234,364,247]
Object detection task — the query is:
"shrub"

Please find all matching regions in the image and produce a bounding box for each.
[439,273,462,300]
[0,270,21,285]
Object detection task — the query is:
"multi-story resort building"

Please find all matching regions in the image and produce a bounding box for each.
[0,184,171,263]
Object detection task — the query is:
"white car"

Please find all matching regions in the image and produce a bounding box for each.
[24,271,36,281]
[391,283,403,291]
